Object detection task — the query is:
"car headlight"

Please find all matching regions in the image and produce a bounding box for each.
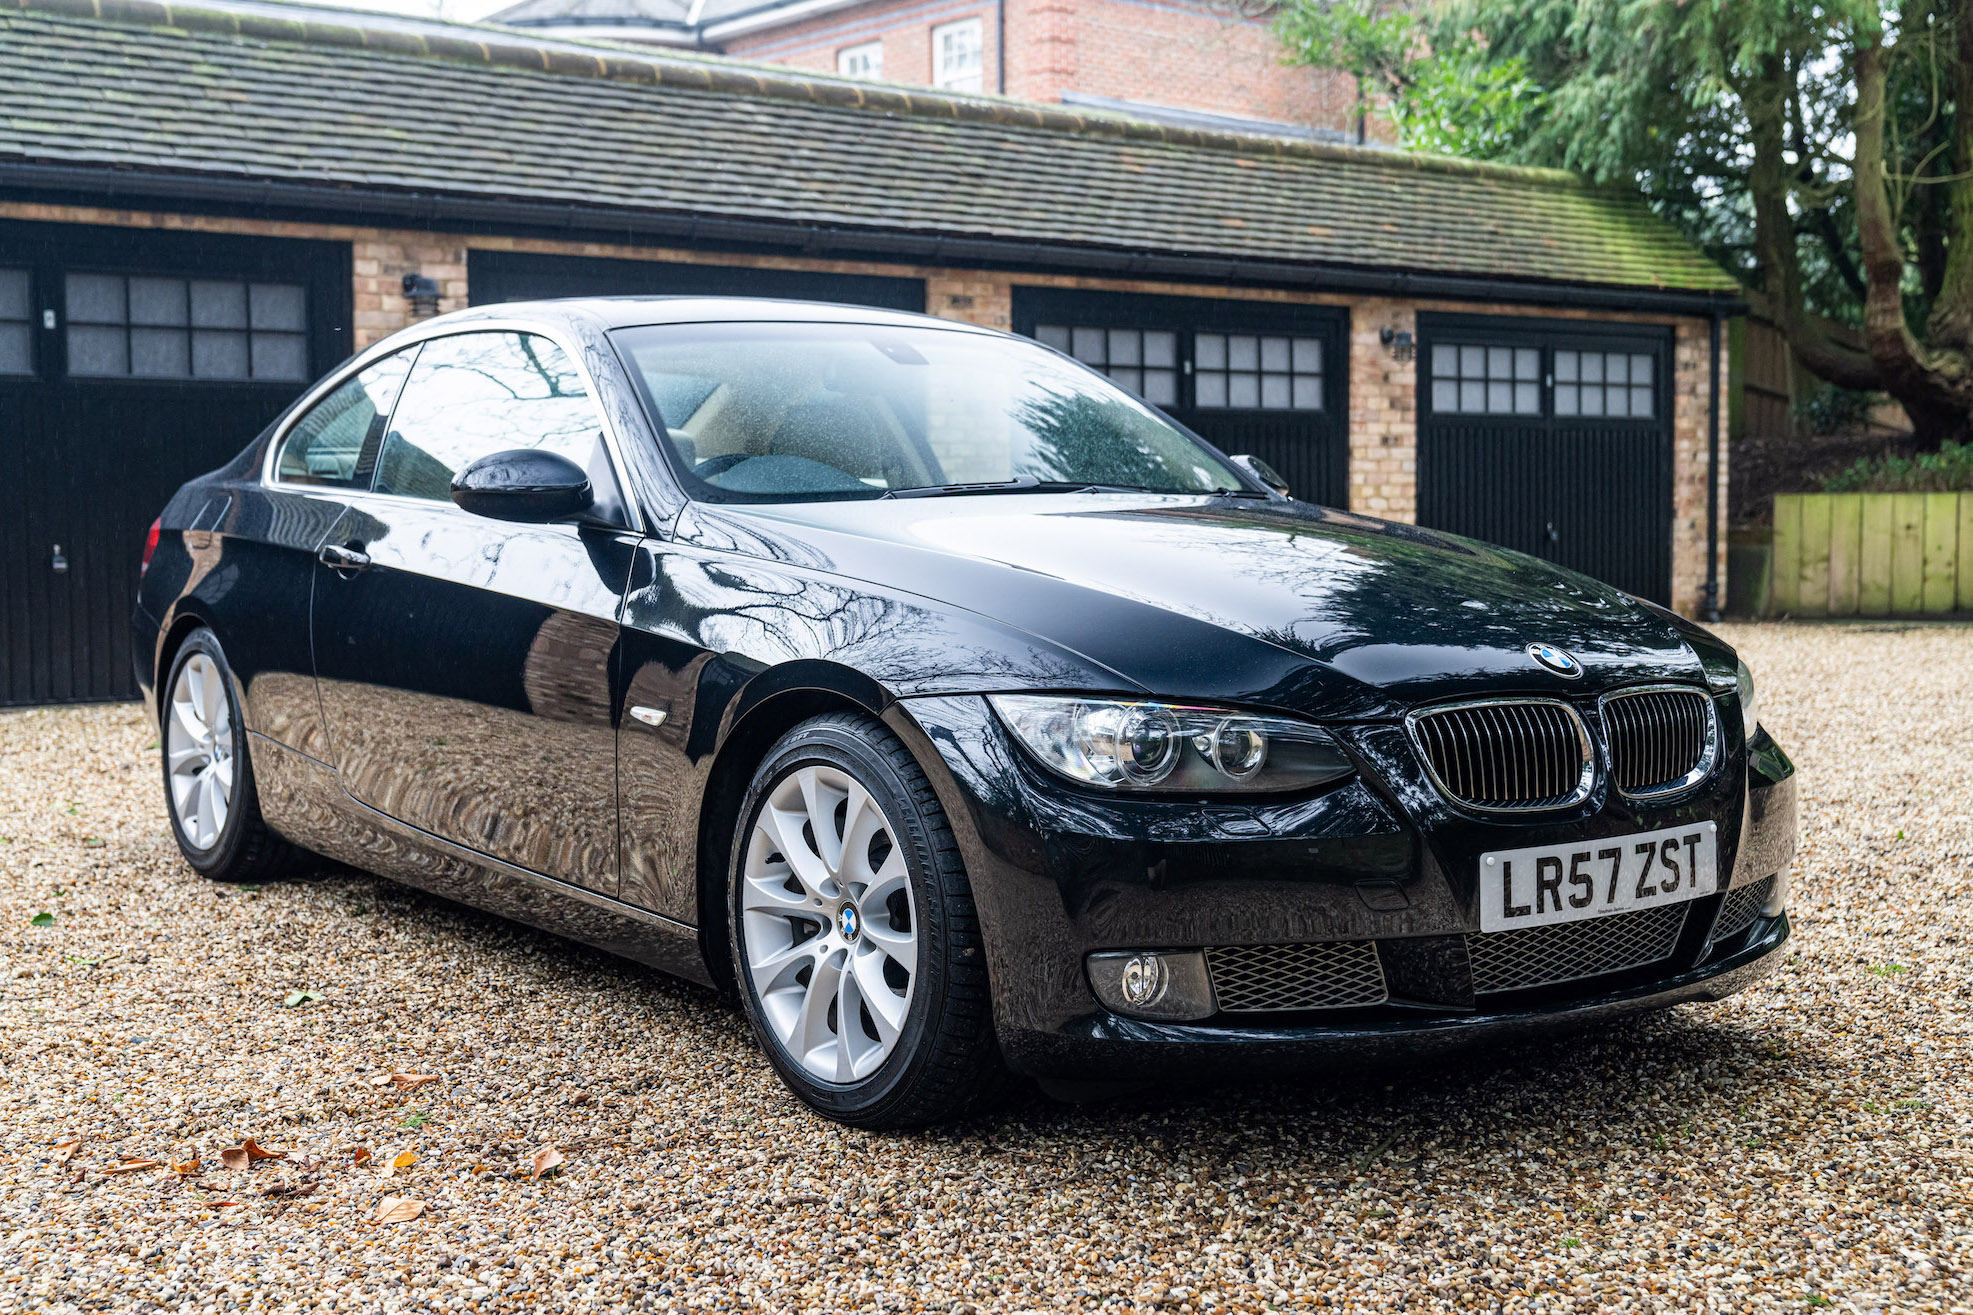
[1735,658,1760,738]
[987,695,1354,792]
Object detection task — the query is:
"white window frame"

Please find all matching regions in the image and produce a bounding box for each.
[837,40,882,80]
[932,17,985,93]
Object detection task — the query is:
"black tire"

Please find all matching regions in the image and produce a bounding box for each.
[159,628,299,882]
[727,712,1006,1128]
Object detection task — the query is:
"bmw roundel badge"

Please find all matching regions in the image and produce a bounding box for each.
[1526,642,1583,679]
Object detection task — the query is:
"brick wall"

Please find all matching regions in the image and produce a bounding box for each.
[722,0,1359,131]
[0,200,1727,616]
[723,0,987,86]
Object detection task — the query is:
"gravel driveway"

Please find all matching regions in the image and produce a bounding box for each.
[3,622,1970,1313]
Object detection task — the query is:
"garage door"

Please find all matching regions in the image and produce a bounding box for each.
[1011,289,1349,507]
[1416,313,1675,604]
[0,221,350,707]
[469,250,926,313]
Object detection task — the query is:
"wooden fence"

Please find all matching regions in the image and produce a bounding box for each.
[1770,492,1973,616]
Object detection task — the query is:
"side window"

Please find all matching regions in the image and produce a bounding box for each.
[374,332,602,503]
[274,350,414,487]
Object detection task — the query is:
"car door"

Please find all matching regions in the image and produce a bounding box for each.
[310,328,639,895]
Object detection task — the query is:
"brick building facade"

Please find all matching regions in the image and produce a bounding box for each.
[0,0,1736,705]
[493,0,1365,136]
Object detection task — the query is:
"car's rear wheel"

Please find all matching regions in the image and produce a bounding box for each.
[161,628,296,881]
[729,712,1004,1128]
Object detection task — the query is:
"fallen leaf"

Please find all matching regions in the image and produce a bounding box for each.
[348,1145,372,1166]
[206,1199,239,1209]
[28,912,54,928]
[281,989,325,1008]
[219,1147,250,1172]
[530,1144,565,1181]
[243,1138,286,1162]
[102,1159,163,1174]
[383,1150,417,1176]
[170,1157,200,1176]
[262,1176,315,1198]
[52,1140,80,1164]
[374,1195,424,1224]
[388,1073,441,1091]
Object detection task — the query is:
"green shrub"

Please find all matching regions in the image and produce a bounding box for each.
[1823,440,1973,493]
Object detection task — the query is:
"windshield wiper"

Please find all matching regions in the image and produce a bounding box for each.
[883,478,1207,499]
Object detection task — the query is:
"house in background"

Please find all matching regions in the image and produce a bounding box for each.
[487,0,1366,140]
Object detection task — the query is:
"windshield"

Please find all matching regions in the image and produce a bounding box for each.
[613,321,1243,502]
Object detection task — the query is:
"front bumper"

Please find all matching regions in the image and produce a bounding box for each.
[888,696,1797,1081]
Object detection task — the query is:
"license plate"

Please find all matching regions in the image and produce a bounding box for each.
[1480,823,1719,933]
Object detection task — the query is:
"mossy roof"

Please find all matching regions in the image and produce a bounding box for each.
[0,0,1739,294]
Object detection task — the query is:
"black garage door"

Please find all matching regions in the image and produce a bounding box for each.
[1416,314,1675,604]
[469,250,925,313]
[0,221,351,707]
[1011,289,1349,507]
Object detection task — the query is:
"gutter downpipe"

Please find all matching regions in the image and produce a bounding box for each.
[997,0,1006,94]
[1704,306,1724,622]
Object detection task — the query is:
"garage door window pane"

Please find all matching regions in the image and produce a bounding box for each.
[131,327,190,377]
[67,273,125,325]
[0,269,30,376]
[129,277,188,326]
[1430,341,1541,415]
[191,281,247,329]
[1196,331,1322,411]
[68,325,128,376]
[1553,349,1654,419]
[376,332,602,502]
[193,331,249,379]
[278,349,414,487]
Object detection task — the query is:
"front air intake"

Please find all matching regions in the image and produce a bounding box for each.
[1408,700,1592,811]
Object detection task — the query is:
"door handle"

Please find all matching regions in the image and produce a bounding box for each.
[318,543,371,573]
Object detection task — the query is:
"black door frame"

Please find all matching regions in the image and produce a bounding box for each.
[1010,287,1351,506]
[0,218,352,385]
[0,219,351,706]
[1415,311,1676,603]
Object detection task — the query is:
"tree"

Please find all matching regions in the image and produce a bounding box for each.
[1274,0,1973,445]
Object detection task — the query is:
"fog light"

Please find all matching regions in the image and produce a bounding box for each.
[1086,950,1216,1021]
[1764,866,1790,917]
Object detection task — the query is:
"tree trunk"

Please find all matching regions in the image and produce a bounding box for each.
[1855,22,1973,443]
[1747,52,1882,393]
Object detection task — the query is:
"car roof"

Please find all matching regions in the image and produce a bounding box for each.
[434,295,1004,334]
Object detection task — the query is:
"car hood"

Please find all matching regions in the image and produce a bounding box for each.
[679,494,1726,719]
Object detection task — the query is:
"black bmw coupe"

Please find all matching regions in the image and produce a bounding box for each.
[135,298,1796,1127]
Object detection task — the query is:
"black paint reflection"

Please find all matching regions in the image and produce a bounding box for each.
[312,497,632,894]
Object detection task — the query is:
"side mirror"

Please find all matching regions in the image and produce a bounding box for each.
[450,449,593,523]
[1229,453,1291,499]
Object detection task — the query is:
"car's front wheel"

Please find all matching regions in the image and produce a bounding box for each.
[728,712,1004,1128]
[160,628,297,881]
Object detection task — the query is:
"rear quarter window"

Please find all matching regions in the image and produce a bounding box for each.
[274,350,415,488]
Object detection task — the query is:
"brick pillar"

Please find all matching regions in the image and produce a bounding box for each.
[1347,300,1417,522]
[926,274,1013,330]
[1669,316,1727,618]
[352,231,469,349]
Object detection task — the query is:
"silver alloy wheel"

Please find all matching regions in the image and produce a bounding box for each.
[741,763,918,1083]
[166,652,235,851]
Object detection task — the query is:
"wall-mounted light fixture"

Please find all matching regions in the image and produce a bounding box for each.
[1379,326,1416,362]
[402,272,442,318]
